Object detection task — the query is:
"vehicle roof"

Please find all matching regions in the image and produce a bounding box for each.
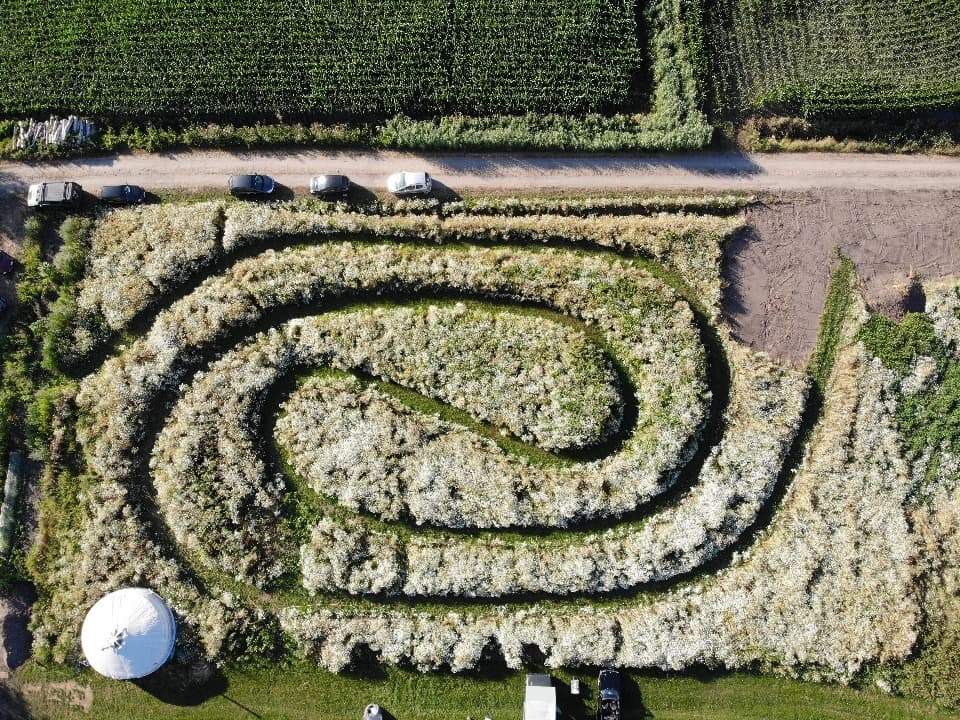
[402,171,428,184]
[599,669,621,691]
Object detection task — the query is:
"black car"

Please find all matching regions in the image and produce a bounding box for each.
[229,174,276,198]
[598,669,621,720]
[100,184,147,205]
[310,174,350,198]
[0,251,14,275]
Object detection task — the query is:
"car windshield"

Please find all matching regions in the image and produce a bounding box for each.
[252,176,262,189]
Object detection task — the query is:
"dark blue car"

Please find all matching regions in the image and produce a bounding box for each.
[100,185,147,205]
[0,251,14,275]
[228,174,275,198]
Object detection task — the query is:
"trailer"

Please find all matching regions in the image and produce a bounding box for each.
[524,674,557,720]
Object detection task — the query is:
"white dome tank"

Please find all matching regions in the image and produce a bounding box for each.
[80,588,177,680]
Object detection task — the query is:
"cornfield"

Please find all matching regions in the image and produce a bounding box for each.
[708,0,960,114]
[0,0,640,119]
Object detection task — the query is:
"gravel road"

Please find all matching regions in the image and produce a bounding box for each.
[2,150,960,192]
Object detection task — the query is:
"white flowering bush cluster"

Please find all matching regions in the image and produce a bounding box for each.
[39,198,941,686]
[141,248,709,585]
[281,304,624,452]
[292,341,806,597]
[280,296,922,679]
[75,202,224,334]
[222,206,737,312]
[924,279,960,353]
[68,202,738,359]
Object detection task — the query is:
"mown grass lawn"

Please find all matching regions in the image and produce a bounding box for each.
[11,662,959,720]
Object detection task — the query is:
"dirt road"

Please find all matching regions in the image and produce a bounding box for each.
[3,150,960,192]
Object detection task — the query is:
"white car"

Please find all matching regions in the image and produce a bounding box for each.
[27,181,82,208]
[387,171,432,197]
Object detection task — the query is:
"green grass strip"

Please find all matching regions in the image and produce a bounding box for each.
[10,660,958,720]
[807,253,857,394]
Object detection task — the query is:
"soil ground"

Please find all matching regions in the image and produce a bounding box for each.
[725,189,960,365]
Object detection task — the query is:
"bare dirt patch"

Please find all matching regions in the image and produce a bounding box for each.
[723,189,960,366]
[20,680,93,713]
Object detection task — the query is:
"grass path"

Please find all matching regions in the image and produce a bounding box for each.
[11,663,960,720]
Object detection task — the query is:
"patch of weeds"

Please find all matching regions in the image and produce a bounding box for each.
[808,254,856,393]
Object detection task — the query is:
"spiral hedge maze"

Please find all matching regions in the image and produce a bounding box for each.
[29,198,934,681]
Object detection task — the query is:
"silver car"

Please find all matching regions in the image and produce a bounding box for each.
[387,171,432,197]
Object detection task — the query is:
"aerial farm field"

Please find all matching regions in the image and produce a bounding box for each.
[705,0,960,115]
[0,0,959,717]
[1,0,958,154]
[0,185,957,718]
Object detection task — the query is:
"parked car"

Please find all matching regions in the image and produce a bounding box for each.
[0,251,14,275]
[387,171,432,197]
[0,297,7,314]
[228,174,275,198]
[310,174,350,198]
[100,184,147,205]
[598,669,621,720]
[27,181,82,208]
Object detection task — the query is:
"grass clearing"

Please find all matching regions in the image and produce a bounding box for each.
[12,662,960,720]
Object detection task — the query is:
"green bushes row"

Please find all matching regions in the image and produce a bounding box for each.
[0,216,91,465]
[375,111,711,152]
[740,115,960,155]
[2,113,713,160]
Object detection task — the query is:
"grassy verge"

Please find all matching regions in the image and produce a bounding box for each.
[807,254,857,394]
[11,661,959,720]
[1,110,711,160]
[739,116,960,156]
[0,215,91,591]
[857,307,960,707]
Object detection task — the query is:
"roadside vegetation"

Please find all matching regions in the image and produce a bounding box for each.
[0,0,710,155]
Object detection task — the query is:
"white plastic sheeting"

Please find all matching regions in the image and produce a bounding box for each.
[80,588,176,680]
[12,115,96,150]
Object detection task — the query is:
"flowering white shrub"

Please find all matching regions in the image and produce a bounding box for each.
[295,340,806,596]
[148,300,621,585]
[924,279,960,352]
[279,306,922,680]
[82,241,707,514]
[280,303,623,451]
[142,250,707,582]
[77,202,224,329]
[221,205,736,310]
[68,202,736,366]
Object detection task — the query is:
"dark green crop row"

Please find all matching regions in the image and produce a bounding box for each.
[706,0,960,116]
[0,0,640,120]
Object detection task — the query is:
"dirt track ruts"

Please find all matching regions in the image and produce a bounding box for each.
[2,149,960,192]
